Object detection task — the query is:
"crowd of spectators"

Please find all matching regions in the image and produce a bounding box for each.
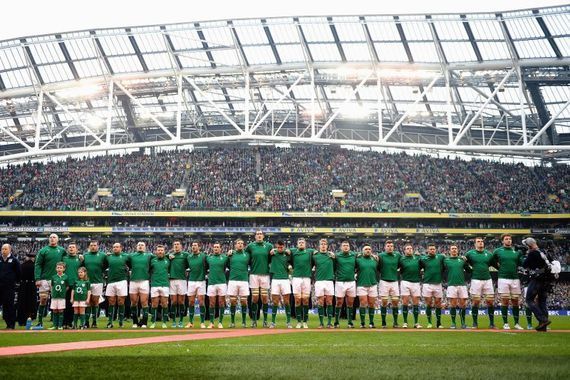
[0,145,568,213]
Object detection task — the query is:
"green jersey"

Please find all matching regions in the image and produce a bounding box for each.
[229,250,250,282]
[106,254,129,283]
[379,251,401,282]
[169,251,189,280]
[399,255,421,283]
[444,256,468,286]
[291,248,315,278]
[420,254,445,284]
[335,251,357,282]
[313,251,335,281]
[72,279,90,302]
[187,252,206,281]
[492,247,523,280]
[34,245,66,281]
[83,251,107,284]
[464,249,494,280]
[356,255,379,287]
[150,256,170,287]
[246,241,273,275]
[63,255,81,286]
[206,254,228,285]
[50,273,68,299]
[129,251,152,281]
[270,251,290,280]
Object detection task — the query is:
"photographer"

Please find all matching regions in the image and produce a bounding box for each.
[522,237,558,332]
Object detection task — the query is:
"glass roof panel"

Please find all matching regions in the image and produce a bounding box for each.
[177,51,212,68]
[168,31,204,50]
[467,19,504,40]
[135,33,167,53]
[2,69,33,88]
[477,41,511,60]
[0,47,27,69]
[505,17,544,39]
[143,53,172,70]
[233,24,268,45]
[242,45,277,65]
[29,42,66,64]
[210,49,241,66]
[408,42,439,62]
[307,43,341,62]
[201,26,234,48]
[300,23,335,43]
[514,39,556,58]
[432,20,468,40]
[441,41,478,62]
[74,59,106,78]
[375,42,409,62]
[333,22,366,42]
[400,21,433,41]
[366,21,401,42]
[265,22,299,44]
[342,43,373,62]
[98,35,135,55]
[108,55,143,73]
[66,38,98,60]
[274,44,305,63]
[554,37,570,56]
[38,63,74,83]
[542,13,570,36]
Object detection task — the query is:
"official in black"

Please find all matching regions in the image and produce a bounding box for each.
[522,237,553,332]
[17,251,38,327]
[0,243,21,329]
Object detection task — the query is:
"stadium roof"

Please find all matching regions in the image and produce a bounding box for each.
[0,5,569,162]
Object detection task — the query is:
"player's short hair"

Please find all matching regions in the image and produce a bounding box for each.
[319,238,328,244]
[156,244,165,249]
[213,242,221,247]
[404,242,413,249]
[235,238,244,244]
[385,240,394,245]
[173,239,182,244]
[276,240,285,246]
[192,241,200,246]
[255,230,264,235]
[78,267,89,280]
[341,240,350,245]
[474,237,484,241]
[89,240,98,245]
[68,241,77,247]
[363,244,372,249]
[501,233,512,241]
[297,237,306,242]
[427,243,436,248]
[450,244,458,249]
[56,261,66,268]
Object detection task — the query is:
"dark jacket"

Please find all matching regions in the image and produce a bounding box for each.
[0,254,21,284]
[523,249,553,281]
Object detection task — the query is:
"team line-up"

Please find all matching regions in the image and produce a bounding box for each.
[31,231,534,331]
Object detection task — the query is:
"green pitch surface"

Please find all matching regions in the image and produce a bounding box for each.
[1,331,569,380]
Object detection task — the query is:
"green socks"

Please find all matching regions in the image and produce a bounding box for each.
[368,307,375,325]
[450,307,457,324]
[200,305,206,323]
[262,303,269,322]
[189,303,195,323]
[435,307,441,326]
[230,305,236,324]
[488,306,495,325]
[286,305,292,324]
[526,307,532,326]
[426,306,432,324]
[513,306,520,324]
[170,304,178,321]
[460,308,466,325]
[118,305,125,324]
[108,305,115,323]
[38,305,46,324]
[392,307,399,325]
[241,305,247,324]
[471,306,478,324]
[73,314,79,328]
[326,305,333,325]
[303,305,309,322]
[413,305,419,324]
[218,308,224,323]
[335,307,341,325]
[381,306,387,325]
[92,306,99,324]
[359,307,366,325]
[251,303,259,321]
[346,308,353,325]
[501,305,508,324]
[402,305,409,324]
[296,305,303,322]
[318,306,325,325]
[272,304,278,323]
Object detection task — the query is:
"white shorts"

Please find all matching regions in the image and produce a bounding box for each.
[249,274,270,289]
[151,287,169,298]
[90,283,104,297]
[357,285,378,298]
[271,279,292,295]
[379,280,400,298]
[187,281,206,296]
[447,285,468,299]
[129,280,150,295]
[292,277,311,295]
[105,280,128,297]
[470,279,494,297]
[314,281,334,297]
[207,283,227,297]
[72,301,88,308]
[497,279,521,296]
[169,279,188,296]
[38,279,51,293]
[227,280,250,297]
[400,281,421,297]
[335,281,356,298]
[50,298,66,310]
[422,283,443,299]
